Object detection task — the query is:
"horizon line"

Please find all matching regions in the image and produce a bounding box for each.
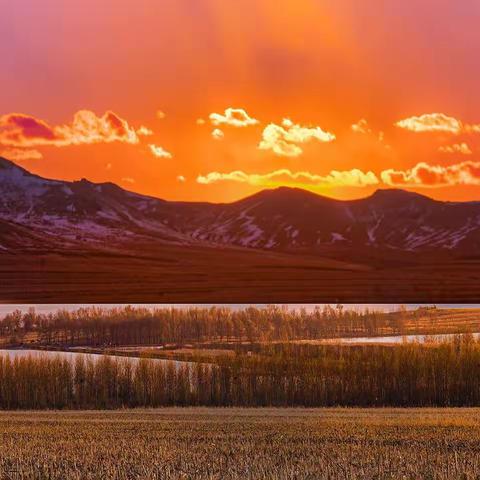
[1,155,475,206]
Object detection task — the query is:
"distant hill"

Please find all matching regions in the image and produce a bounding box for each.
[2,157,480,258]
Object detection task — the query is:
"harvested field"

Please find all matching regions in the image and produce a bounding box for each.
[1,408,480,479]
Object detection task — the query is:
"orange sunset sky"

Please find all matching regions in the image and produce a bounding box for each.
[2,0,480,202]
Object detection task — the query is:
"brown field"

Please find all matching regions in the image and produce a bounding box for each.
[1,408,480,479]
[2,249,480,303]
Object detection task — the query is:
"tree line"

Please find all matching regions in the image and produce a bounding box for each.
[0,305,415,346]
[2,336,480,409]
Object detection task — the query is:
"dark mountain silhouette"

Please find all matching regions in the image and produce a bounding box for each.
[1,156,480,257]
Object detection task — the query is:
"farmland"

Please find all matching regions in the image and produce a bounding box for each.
[3,250,480,303]
[1,408,480,479]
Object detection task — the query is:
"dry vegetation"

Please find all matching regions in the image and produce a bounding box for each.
[1,408,480,479]
[3,250,480,303]
[5,337,480,408]
[3,305,480,350]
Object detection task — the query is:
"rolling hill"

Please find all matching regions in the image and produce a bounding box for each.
[2,157,480,257]
[2,157,480,302]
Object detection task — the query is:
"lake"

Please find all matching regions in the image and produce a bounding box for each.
[0,349,192,367]
[327,332,480,345]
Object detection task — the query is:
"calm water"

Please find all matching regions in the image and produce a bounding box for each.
[0,349,190,367]
[332,332,480,345]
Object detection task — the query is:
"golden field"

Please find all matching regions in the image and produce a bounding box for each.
[1,408,480,479]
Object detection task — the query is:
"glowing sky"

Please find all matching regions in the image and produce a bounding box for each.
[2,0,480,202]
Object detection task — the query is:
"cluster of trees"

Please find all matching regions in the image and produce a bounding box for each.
[0,305,412,346]
[2,336,480,409]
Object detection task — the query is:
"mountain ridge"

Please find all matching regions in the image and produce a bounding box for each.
[1,157,480,257]
[0,155,444,205]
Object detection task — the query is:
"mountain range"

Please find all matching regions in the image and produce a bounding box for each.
[1,157,480,258]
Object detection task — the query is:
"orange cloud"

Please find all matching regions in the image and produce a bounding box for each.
[211,128,224,140]
[381,161,480,187]
[394,113,480,135]
[0,110,150,148]
[197,168,378,188]
[0,147,43,161]
[259,118,336,157]
[395,113,462,133]
[352,119,390,148]
[438,143,472,155]
[209,108,259,127]
[136,126,154,136]
[177,175,186,183]
[351,119,372,134]
[122,177,135,184]
[149,144,173,158]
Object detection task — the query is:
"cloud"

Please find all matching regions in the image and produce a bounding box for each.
[149,144,173,159]
[197,168,378,188]
[209,108,259,128]
[259,118,336,157]
[199,162,480,189]
[0,110,150,148]
[211,128,224,140]
[0,148,43,161]
[381,161,480,187]
[196,118,206,125]
[57,111,150,145]
[467,125,480,134]
[177,175,186,183]
[136,126,153,136]
[121,177,135,184]
[438,143,472,155]
[352,119,391,148]
[395,113,480,135]
[156,111,166,119]
[351,119,372,134]
[0,114,58,147]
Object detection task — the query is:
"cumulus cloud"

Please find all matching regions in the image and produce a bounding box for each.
[0,148,43,161]
[395,113,480,135]
[149,144,173,159]
[259,118,336,157]
[352,119,391,148]
[351,119,372,134]
[438,143,472,155]
[381,161,480,187]
[211,128,224,140]
[136,126,153,136]
[209,108,259,128]
[177,175,186,183]
[467,125,480,134]
[0,110,150,148]
[197,168,378,188]
[199,162,480,189]
[395,113,462,134]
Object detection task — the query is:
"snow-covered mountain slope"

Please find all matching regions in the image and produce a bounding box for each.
[0,158,189,248]
[195,187,480,253]
[2,157,480,256]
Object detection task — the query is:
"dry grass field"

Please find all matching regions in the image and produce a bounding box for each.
[2,250,480,303]
[1,408,480,479]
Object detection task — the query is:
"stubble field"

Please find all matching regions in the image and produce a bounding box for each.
[1,408,480,479]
